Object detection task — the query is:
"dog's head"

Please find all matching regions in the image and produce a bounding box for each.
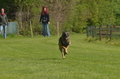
[62,31,69,40]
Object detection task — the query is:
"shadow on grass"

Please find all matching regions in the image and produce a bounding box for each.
[40,58,62,60]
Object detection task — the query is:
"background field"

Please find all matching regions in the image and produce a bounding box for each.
[0,34,120,79]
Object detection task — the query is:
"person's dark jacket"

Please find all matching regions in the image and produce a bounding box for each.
[40,12,50,24]
[0,13,8,26]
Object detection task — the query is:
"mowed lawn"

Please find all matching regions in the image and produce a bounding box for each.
[0,34,120,79]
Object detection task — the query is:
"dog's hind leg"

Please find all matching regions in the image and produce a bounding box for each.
[62,48,65,59]
[62,53,65,59]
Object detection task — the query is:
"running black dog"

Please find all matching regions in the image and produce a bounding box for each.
[58,31,71,58]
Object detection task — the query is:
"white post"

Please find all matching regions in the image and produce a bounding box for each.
[30,21,33,37]
[57,22,59,38]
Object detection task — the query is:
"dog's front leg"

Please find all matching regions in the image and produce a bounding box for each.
[63,46,69,55]
[62,46,66,49]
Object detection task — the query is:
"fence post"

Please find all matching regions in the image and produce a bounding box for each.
[106,25,109,39]
[110,26,112,40]
[94,26,96,36]
[99,26,102,41]
[92,26,95,38]
[30,21,33,37]
[90,26,92,36]
[86,26,89,37]
[57,22,59,38]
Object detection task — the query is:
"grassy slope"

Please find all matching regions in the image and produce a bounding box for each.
[0,34,120,79]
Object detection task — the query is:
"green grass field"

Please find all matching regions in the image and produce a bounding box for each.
[0,34,120,79]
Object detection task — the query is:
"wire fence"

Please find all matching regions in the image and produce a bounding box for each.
[0,22,18,35]
[7,22,18,34]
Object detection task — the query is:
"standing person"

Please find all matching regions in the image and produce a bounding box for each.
[0,8,8,39]
[40,6,50,37]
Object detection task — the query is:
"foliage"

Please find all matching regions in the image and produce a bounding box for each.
[114,0,120,25]
[0,0,120,35]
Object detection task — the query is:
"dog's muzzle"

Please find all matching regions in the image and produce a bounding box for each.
[65,37,69,40]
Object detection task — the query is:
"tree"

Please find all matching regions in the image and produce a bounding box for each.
[0,0,118,35]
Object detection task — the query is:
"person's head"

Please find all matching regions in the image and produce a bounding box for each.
[41,6,49,15]
[43,7,47,12]
[1,8,4,13]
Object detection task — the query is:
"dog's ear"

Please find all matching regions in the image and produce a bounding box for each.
[62,31,65,36]
[62,31,65,34]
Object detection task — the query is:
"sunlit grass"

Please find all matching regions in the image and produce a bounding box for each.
[0,34,120,79]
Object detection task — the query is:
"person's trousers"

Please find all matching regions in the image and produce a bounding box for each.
[42,23,50,37]
[0,25,7,38]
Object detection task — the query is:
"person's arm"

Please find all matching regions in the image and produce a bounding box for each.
[48,14,50,24]
[5,14,8,25]
[39,14,42,22]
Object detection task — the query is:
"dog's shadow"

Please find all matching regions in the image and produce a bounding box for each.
[40,58,61,60]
